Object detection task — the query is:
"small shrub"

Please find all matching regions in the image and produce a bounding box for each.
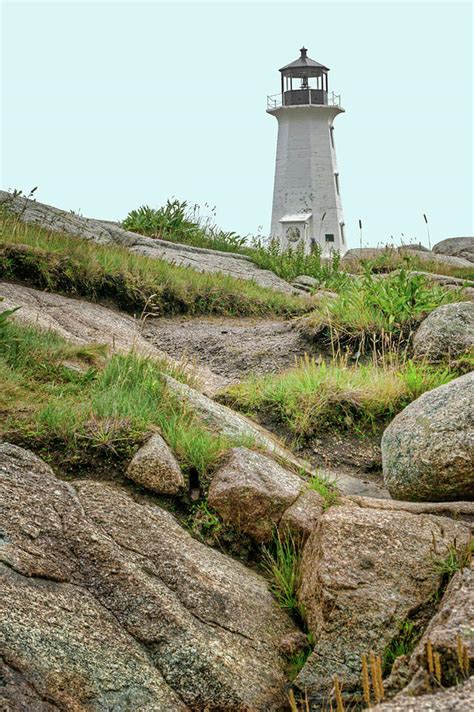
[122,199,248,253]
[248,236,348,288]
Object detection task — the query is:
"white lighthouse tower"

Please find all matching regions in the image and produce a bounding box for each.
[267,47,346,255]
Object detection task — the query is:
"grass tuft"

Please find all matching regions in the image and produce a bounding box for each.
[307,472,340,509]
[433,538,473,578]
[262,529,304,619]
[383,619,421,673]
[221,355,455,437]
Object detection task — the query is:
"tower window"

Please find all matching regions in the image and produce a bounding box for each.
[325,234,335,243]
[330,126,335,149]
[334,172,340,195]
[340,222,345,244]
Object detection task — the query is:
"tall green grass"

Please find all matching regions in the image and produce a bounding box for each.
[122,199,474,285]
[121,199,357,286]
[300,269,463,354]
[262,529,304,617]
[0,210,309,318]
[245,237,349,288]
[221,355,455,437]
[0,318,240,479]
[122,199,248,253]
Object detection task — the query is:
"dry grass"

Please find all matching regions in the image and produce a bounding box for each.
[221,355,455,437]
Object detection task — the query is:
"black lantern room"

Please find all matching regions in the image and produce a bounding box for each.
[280,47,329,106]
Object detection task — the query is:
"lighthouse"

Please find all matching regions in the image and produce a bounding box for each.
[267,47,346,255]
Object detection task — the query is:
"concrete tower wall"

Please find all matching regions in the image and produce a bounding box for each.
[269,104,346,255]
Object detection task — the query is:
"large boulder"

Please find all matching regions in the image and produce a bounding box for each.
[399,242,431,252]
[347,494,474,525]
[433,236,474,264]
[295,503,471,702]
[0,443,296,710]
[208,447,304,542]
[126,432,185,494]
[413,302,474,362]
[382,372,474,501]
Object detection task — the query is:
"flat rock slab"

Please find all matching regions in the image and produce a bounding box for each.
[347,494,474,524]
[433,236,474,264]
[0,190,297,294]
[0,443,296,710]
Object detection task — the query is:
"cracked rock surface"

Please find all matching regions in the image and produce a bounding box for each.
[387,562,474,697]
[0,443,296,711]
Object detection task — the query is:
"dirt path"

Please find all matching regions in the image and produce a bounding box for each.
[143,316,315,385]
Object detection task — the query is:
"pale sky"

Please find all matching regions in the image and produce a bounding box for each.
[1,0,473,248]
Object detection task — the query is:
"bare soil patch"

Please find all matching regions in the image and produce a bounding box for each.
[143,316,317,385]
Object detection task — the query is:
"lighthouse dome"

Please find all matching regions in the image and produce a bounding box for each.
[279,47,329,73]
